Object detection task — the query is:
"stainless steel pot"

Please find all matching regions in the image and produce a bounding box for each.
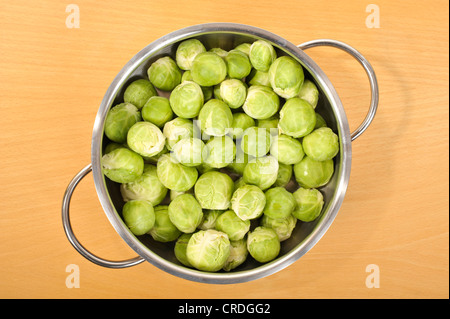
[62,23,378,284]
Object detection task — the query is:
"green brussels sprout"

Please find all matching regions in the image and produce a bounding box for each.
[230,112,255,140]
[278,97,316,138]
[227,146,253,175]
[292,187,324,222]
[194,171,234,210]
[247,227,280,263]
[171,137,207,167]
[233,177,247,190]
[196,162,217,174]
[156,153,198,191]
[302,127,339,161]
[181,70,214,101]
[142,96,173,128]
[176,39,206,70]
[104,103,141,143]
[298,79,319,109]
[168,194,203,233]
[174,233,193,267]
[102,147,144,183]
[263,187,296,219]
[274,162,293,187]
[104,142,125,154]
[260,214,297,242]
[204,135,236,168]
[169,188,194,201]
[231,185,266,221]
[314,113,327,129]
[213,83,222,100]
[169,81,204,118]
[268,56,304,99]
[122,200,155,236]
[223,238,248,271]
[247,69,270,87]
[147,56,182,91]
[187,229,231,272]
[270,134,304,165]
[293,156,334,188]
[249,40,277,72]
[220,79,247,109]
[209,47,228,58]
[198,210,224,230]
[123,79,157,110]
[148,205,182,242]
[243,85,280,120]
[120,164,168,206]
[234,42,251,56]
[163,117,196,150]
[243,155,279,190]
[127,121,166,158]
[197,99,233,136]
[224,49,252,79]
[240,126,272,158]
[215,210,251,241]
[257,116,279,136]
[191,52,227,86]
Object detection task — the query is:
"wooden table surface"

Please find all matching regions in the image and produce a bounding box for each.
[1,0,448,299]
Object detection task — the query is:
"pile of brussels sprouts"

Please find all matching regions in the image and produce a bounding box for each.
[101,38,339,272]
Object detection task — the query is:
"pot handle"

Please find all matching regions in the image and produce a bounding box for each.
[62,164,145,268]
[297,39,379,141]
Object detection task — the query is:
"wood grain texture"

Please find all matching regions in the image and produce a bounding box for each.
[0,0,448,299]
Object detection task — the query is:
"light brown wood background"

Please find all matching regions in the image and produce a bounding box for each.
[1,0,448,299]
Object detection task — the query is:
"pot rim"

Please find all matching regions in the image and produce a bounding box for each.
[91,22,352,284]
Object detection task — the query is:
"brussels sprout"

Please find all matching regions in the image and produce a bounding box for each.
[181,70,214,101]
[120,164,168,206]
[171,137,207,167]
[156,153,198,191]
[268,56,304,99]
[227,146,253,175]
[278,97,316,138]
[104,142,124,154]
[102,147,144,183]
[263,187,296,219]
[174,233,193,267]
[127,121,166,158]
[223,238,248,271]
[247,69,270,87]
[198,210,224,230]
[257,116,279,136]
[142,96,173,128]
[247,227,280,263]
[204,135,236,169]
[169,81,204,118]
[220,79,247,109]
[249,40,277,72]
[122,200,155,236]
[194,171,234,210]
[270,134,304,165]
[197,99,233,137]
[186,229,231,272]
[233,177,247,190]
[168,194,203,233]
[191,52,227,86]
[176,39,206,70]
[315,113,327,129]
[170,188,194,201]
[123,79,157,110]
[148,205,182,242]
[240,126,272,158]
[298,79,319,109]
[209,47,228,58]
[302,127,339,161]
[234,43,251,56]
[196,162,217,174]
[231,185,266,221]
[215,210,251,241]
[224,49,252,79]
[230,112,255,140]
[292,187,324,222]
[243,155,279,190]
[274,162,293,187]
[147,56,182,91]
[293,155,334,188]
[260,214,297,242]
[243,85,280,120]
[104,103,141,143]
[163,117,196,150]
